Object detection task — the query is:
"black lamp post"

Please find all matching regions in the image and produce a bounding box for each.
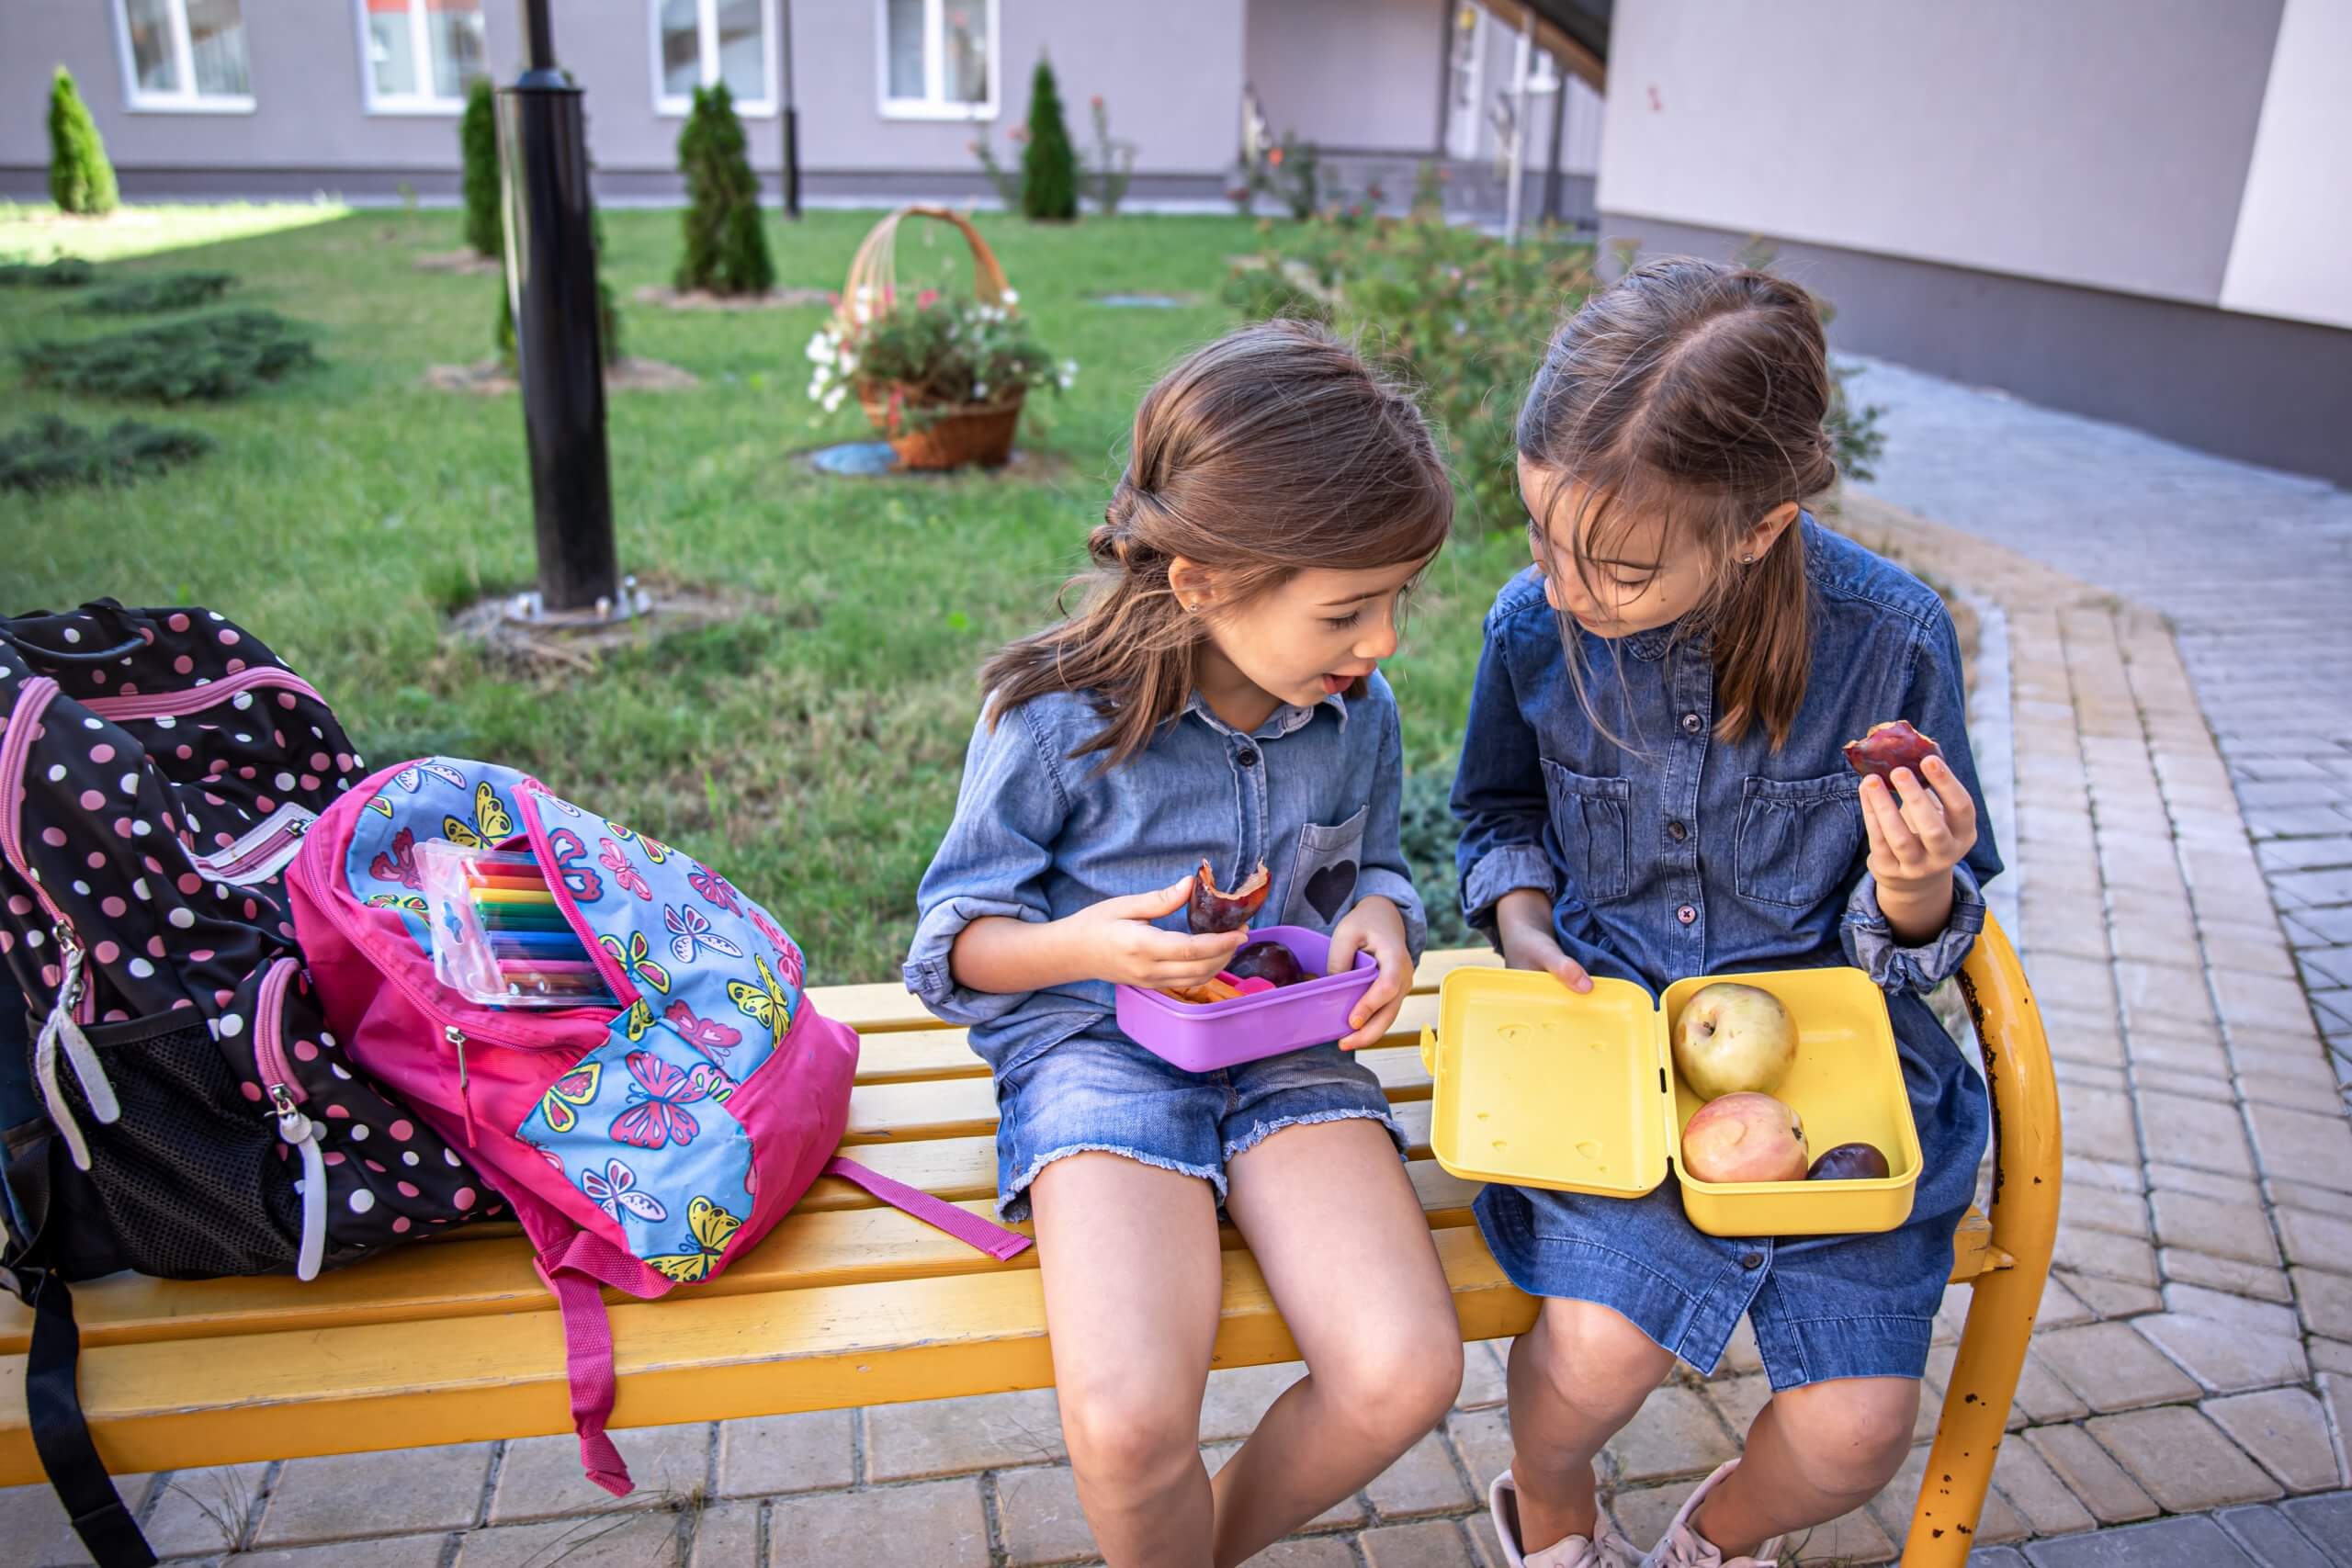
[780,0,801,220]
[498,0,621,618]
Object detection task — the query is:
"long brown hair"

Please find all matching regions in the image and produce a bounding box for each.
[1518,257,1838,749]
[981,320,1453,767]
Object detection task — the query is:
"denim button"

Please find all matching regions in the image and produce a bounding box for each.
[1740,1251,1763,1269]
[1681,712,1703,735]
[1667,819,1688,842]
[1236,748,1259,768]
[1677,904,1697,926]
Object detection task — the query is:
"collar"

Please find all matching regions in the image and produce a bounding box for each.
[1182,686,1351,739]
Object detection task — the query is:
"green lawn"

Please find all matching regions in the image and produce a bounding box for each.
[1,204,1531,980]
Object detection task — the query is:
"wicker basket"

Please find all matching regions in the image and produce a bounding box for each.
[836,205,1026,471]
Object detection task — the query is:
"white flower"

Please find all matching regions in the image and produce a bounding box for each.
[1001,288,1020,306]
[973,380,989,400]
[821,386,846,412]
[804,331,831,364]
[836,345,855,370]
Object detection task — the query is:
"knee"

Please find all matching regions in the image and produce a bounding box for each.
[1521,1301,1672,1423]
[1770,1379,1917,1497]
[1315,1331,1464,1443]
[1057,1378,1202,1495]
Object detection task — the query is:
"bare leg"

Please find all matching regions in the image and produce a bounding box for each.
[1210,1119,1463,1568]
[1030,1152,1225,1568]
[1690,1377,1917,1556]
[1507,1298,1676,1553]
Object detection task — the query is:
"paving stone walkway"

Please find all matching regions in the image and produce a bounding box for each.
[8,367,2352,1564]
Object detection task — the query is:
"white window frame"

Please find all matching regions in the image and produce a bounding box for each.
[875,0,1000,122]
[650,0,780,118]
[111,0,256,115]
[354,0,485,117]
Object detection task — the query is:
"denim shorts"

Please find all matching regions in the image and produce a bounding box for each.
[1475,991,1990,1391]
[992,1031,1406,1222]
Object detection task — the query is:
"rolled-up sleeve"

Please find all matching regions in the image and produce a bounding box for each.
[1840,603,2004,994]
[902,703,1069,1024]
[1451,621,1558,943]
[1354,698,1428,961]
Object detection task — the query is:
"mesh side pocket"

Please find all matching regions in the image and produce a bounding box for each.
[51,1012,300,1279]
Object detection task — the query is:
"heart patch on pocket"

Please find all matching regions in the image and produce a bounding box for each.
[1304,859,1358,922]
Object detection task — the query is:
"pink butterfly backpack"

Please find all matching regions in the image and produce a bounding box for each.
[286,757,1029,1495]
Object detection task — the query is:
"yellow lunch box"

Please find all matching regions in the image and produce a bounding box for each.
[1418,964,1923,1237]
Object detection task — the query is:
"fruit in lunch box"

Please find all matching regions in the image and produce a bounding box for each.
[1808,1141,1892,1181]
[1842,719,1944,784]
[1188,859,1270,934]
[1672,983,1797,1100]
[1227,940,1307,987]
[1680,1092,1809,1184]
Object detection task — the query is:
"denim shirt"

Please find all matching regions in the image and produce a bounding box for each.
[1451,517,1999,999]
[907,674,1427,1076]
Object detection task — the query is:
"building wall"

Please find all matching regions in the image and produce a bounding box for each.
[2218,0,2352,330]
[1595,0,2285,307]
[0,0,1247,198]
[1245,0,1442,155]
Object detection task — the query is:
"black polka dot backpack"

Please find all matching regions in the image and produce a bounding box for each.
[0,600,495,1568]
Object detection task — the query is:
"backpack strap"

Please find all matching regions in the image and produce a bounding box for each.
[533,1230,663,1498]
[15,1266,158,1568]
[823,1156,1033,1261]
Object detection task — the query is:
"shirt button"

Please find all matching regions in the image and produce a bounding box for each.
[1667,819,1688,842]
[1740,1251,1764,1270]
[1680,712,1703,736]
[1677,904,1697,926]
[1236,748,1259,768]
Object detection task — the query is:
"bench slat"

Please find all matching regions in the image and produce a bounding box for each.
[0,1225,1534,1484]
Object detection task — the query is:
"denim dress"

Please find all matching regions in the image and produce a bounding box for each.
[1452,518,1998,1390]
[907,677,1427,1220]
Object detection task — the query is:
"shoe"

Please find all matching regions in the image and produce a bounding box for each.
[1638,1461,1784,1566]
[1488,1468,1642,1568]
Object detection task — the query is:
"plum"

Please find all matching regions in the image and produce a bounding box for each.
[1842,719,1944,785]
[1188,859,1270,934]
[1227,940,1307,987]
[1807,1142,1892,1181]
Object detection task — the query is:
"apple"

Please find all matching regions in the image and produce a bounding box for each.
[1680,1093,1810,1184]
[1808,1142,1891,1180]
[1672,982,1797,1100]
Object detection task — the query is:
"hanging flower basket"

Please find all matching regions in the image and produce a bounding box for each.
[806,205,1074,471]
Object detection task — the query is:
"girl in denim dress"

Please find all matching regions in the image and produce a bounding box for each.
[907,321,1464,1567]
[1453,261,2000,1568]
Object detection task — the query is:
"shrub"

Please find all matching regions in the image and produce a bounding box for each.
[1,414,211,492]
[18,310,316,403]
[47,67,118,217]
[81,271,235,314]
[1268,132,1321,221]
[1218,261,1331,326]
[1398,770,1476,952]
[0,257,96,288]
[461,77,503,259]
[674,83,775,295]
[1018,58,1078,220]
[1081,95,1134,216]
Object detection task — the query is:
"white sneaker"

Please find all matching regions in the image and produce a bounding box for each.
[1638,1461,1784,1567]
[1488,1469,1641,1568]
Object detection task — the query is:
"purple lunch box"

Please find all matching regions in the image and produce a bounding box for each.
[1114,925,1380,1073]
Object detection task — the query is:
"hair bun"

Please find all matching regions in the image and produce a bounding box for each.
[1087,517,1127,566]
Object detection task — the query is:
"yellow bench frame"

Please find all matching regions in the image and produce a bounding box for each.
[0,916,2057,1566]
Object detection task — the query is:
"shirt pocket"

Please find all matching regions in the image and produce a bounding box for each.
[1540,759,1632,904]
[1735,773,1865,909]
[1282,804,1369,931]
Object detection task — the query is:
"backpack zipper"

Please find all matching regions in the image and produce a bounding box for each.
[193,805,315,886]
[447,1025,479,1146]
[252,956,327,1279]
[80,665,327,724]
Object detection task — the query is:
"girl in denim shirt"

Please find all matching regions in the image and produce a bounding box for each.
[1453,261,2001,1568]
[908,321,1464,1567]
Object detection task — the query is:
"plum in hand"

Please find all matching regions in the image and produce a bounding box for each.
[1842,720,1944,784]
[1188,859,1270,934]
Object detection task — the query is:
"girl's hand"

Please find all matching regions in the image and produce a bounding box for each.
[1494,887,1592,994]
[1860,754,1978,897]
[1062,876,1249,988]
[1329,896,1410,1051]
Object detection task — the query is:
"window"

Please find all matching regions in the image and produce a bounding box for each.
[115,0,253,112]
[357,0,488,114]
[877,0,997,121]
[652,0,777,117]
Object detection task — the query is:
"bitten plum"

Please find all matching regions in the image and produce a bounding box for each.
[1187,859,1269,934]
[1842,719,1944,784]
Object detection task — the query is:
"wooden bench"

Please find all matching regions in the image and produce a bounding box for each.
[0,917,2058,1567]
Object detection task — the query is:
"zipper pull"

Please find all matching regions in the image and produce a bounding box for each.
[268,1082,313,1145]
[447,1025,479,1146]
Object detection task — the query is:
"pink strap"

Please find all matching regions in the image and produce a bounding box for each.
[823,1156,1033,1260]
[536,1231,668,1498]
